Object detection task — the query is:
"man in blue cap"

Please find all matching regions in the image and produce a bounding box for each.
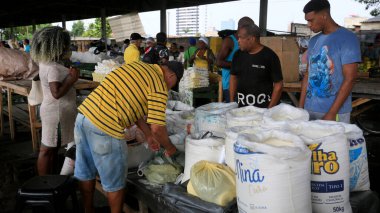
[184,38,197,69]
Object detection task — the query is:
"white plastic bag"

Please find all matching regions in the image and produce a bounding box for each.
[226,106,266,128]
[235,130,312,213]
[287,121,352,213]
[182,134,225,183]
[194,102,238,138]
[28,77,43,106]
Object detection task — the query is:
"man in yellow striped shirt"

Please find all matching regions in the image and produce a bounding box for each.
[74,61,183,213]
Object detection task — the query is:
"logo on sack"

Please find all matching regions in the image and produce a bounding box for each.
[236,159,265,183]
[309,143,339,175]
[349,138,365,147]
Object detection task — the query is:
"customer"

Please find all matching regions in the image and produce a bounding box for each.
[75,61,184,213]
[299,0,361,123]
[184,38,197,69]
[189,37,215,71]
[124,33,144,64]
[217,16,254,102]
[23,39,30,53]
[30,26,79,175]
[142,37,156,63]
[169,42,180,61]
[230,23,283,108]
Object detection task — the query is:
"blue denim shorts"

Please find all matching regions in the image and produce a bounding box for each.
[74,113,128,192]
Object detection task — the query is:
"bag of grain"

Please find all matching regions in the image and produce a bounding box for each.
[263,103,309,130]
[194,102,238,138]
[226,106,266,128]
[288,121,352,213]
[235,130,312,213]
[182,133,225,183]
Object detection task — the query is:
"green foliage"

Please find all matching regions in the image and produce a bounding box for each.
[0,24,52,40]
[71,20,85,37]
[82,18,112,38]
[355,0,380,16]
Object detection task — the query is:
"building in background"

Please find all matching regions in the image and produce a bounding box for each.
[289,23,313,36]
[220,19,235,30]
[108,12,145,42]
[361,15,380,31]
[176,6,199,36]
[344,15,368,30]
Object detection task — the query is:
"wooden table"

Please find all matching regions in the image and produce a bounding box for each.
[0,79,99,151]
[283,78,380,107]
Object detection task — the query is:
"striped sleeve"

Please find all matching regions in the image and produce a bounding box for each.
[146,91,167,126]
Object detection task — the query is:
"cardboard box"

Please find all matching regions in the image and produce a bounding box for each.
[261,36,300,82]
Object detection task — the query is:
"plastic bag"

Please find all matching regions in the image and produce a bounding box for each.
[187,161,236,207]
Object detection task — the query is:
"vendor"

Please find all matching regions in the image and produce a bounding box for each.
[189,37,215,71]
[30,26,79,176]
[74,61,184,213]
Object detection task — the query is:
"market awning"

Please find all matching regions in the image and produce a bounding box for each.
[0,0,235,28]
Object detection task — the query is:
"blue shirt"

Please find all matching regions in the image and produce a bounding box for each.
[24,45,30,53]
[222,34,239,90]
[305,27,361,114]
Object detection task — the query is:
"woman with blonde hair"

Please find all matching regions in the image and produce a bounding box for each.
[31,26,79,175]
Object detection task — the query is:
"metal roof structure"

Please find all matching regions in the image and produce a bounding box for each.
[362,16,380,23]
[0,0,235,28]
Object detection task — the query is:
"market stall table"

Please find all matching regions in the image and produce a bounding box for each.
[283,77,380,107]
[0,79,99,151]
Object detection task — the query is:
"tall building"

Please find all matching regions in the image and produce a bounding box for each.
[221,19,235,30]
[176,6,199,36]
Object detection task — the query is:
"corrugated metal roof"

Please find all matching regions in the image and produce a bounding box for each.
[362,16,380,23]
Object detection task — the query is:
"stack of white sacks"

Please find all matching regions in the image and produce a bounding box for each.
[93,59,122,75]
[177,102,370,212]
[179,67,209,90]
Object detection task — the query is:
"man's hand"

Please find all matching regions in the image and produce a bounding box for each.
[322,112,336,121]
[146,135,160,151]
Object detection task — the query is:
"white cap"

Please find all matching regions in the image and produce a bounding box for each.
[199,37,209,46]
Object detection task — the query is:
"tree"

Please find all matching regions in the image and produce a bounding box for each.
[71,20,85,37]
[0,23,52,40]
[82,18,112,38]
[355,0,380,16]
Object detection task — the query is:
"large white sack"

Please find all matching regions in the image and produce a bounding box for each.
[263,103,309,130]
[166,110,194,135]
[235,130,312,213]
[182,134,225,183]
[226,106,266,128]
[314,120,370,192]
[225,126,267,172]
[344,124,370,192]
[125,141,154,169]
[167,100,194,112]
[194,102,238,138]
[287,121,352,213]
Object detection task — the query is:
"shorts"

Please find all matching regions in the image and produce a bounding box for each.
[74,113,128,192]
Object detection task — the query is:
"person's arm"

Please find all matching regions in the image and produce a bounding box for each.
[49,67,79,99]
[268,81,283,108]
[323,63,358,120]
[135,118,160,151]
[151,124,176,156]
[229,75,238,102]
[216,37,233,68]
[299,69,309,108]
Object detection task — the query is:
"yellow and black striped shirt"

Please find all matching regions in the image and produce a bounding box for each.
[78,61,168,139]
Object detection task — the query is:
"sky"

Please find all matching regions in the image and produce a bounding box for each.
[60,0,372,37]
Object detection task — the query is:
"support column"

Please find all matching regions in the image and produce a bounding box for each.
[259,0,268,36]
[101,8,107,51]
[32,20,36,33]
[160,0,167,33]
[62,15,66,29]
